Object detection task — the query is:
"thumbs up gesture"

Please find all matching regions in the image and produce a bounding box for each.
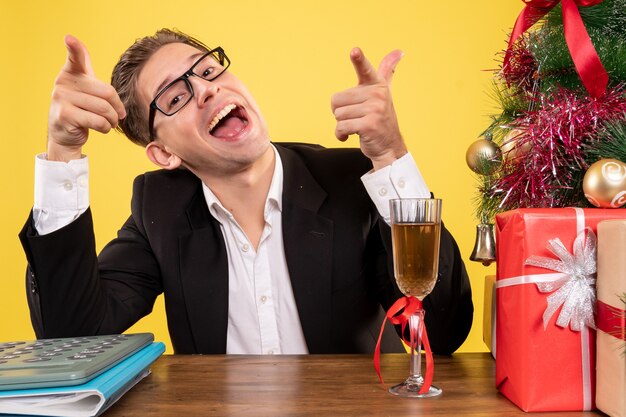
[331,47,407,170]
[47,35,126,161]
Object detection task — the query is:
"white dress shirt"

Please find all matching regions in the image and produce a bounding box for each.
[33,155,89,235]
[32,146,430,354]
[202,147,308,354]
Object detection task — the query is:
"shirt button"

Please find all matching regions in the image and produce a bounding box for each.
[378,187,388,196]
[63,181,73,191]
[267,350,275,355]
[260,295,268,304]
[398,178,406,188]
[242,244,249,252]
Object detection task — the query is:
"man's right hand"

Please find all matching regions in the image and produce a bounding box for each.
[47,35,126,162]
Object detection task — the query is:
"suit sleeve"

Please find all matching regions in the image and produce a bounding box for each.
[19,197,162,338]
[376,220,473,355]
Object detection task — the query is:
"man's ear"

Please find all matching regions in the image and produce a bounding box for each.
[146,142,182,170]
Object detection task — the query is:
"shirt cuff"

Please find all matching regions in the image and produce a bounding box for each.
[33,153,89,235]
[361,152,431,224]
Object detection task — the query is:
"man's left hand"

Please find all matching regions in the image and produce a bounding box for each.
[331,47,408,170]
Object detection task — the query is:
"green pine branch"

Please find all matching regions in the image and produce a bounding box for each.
[587,116,626,162]
[531,0,626,94]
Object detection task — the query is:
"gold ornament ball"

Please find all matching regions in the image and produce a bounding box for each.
[501,128,532,163]
[583,158,626,208]
[466,139,502,175]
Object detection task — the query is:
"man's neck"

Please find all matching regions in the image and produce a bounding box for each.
[200,146,276,248]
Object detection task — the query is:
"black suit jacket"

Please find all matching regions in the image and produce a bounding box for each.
[20,143,473,354]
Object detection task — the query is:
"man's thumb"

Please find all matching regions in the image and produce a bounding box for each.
[378,50,403,85]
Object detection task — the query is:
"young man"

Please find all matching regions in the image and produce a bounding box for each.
[20,29,472,355]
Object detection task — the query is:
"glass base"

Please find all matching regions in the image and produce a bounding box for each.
[389,378,442,398]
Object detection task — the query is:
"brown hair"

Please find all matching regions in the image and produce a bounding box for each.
[111,28,211,147]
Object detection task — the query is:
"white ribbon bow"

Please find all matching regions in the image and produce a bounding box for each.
[525,228,597,331]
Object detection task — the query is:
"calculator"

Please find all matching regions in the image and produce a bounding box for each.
[0,333,154,391]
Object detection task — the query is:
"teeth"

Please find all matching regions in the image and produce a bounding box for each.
[209,104,237,132]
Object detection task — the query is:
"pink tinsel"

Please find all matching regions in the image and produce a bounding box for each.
[499,36,538,94]
[494,86,626,209]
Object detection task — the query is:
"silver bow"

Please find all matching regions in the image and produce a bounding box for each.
[525,228,597,331]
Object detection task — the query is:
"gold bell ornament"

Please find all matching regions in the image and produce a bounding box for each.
[469,223,496,266]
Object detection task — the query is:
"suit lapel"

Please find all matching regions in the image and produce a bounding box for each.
[278,145,334,353]
[179,189,229,353]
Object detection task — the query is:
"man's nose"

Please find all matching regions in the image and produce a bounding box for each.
[192,77,219,106]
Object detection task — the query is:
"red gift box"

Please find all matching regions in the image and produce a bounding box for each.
[495,208,626,412]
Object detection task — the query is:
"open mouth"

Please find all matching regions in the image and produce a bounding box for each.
[208,104,249,139]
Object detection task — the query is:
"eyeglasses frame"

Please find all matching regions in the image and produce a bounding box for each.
[148,47,230,140]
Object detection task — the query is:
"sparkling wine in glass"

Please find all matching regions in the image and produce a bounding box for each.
[389,198,442,398]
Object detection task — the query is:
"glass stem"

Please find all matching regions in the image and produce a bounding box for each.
[408,308,424,388]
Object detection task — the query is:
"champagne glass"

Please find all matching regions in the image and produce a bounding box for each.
[389,198,442,398]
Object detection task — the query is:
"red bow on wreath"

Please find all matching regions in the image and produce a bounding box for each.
[504,0,608,99]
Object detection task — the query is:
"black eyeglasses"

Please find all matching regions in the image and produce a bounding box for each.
[148,47,230,140]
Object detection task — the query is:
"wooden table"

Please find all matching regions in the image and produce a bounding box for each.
[107,353,601,416]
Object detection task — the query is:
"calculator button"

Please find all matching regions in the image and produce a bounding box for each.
[80,349,104,354]
[0,355,20,360]
[67,354,95,360]
[24,357,52,363]
[22,346,43,351]
[36,352,62,357]
[48,348,72,352]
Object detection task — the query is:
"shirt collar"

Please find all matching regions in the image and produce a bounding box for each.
[202,144,284,222]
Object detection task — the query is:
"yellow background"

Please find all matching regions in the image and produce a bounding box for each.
[0,0,522,352]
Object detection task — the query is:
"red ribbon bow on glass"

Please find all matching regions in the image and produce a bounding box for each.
[504,0,608,99]
[373,296,434,394]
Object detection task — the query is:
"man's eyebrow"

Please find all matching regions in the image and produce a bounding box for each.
[152,51,206,97]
